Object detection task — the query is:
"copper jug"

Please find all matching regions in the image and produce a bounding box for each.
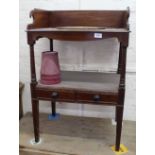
[40,51,61,85]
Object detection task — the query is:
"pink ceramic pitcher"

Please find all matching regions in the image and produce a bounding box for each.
[40,51,61,85]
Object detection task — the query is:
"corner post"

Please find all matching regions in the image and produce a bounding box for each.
[115,43,128,151]
[49,39,57,116]
[29,42,40,142]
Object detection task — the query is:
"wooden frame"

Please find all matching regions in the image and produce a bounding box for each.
[26,8,130,151]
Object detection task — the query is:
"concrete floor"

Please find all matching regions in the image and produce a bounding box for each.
[19,113,136,155]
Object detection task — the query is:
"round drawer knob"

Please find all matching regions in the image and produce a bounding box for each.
[93,95,101,101]
[51,92,59,99]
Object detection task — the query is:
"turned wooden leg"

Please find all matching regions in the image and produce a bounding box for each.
[32,99,39,142]
[115,106,124,151]
[49,39,56,117]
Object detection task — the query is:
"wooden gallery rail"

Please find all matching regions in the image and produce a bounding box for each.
[26,8,130,151]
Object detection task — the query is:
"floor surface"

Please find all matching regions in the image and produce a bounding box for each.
[19,113,136,155]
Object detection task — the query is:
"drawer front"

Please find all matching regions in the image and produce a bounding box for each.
[36,89,75,101]
[76,92,118,104]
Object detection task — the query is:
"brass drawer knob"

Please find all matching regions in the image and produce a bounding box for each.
[51,92,59,99]
[93,95,101,101]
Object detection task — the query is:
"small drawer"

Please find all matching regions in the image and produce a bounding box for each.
[76,91,118,104]
[36,89,75,101]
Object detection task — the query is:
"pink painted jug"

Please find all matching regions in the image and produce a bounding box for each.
[40,51,61,85]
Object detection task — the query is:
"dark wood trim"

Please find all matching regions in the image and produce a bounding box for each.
[27,31,129,46]
[29,44,37,84]
[119,44,127,86]
[49,39,56,115]
[116,106,124,151]
[50,39,53,51]
[30,83,39,142]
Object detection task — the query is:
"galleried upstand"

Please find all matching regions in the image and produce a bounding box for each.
[26,8,130,151]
